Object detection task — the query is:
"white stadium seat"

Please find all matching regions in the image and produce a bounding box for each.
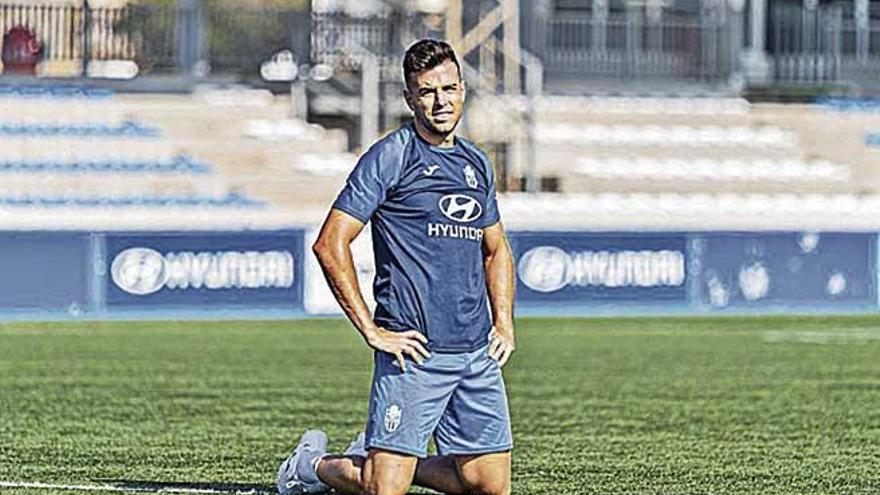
[573,157,850,183]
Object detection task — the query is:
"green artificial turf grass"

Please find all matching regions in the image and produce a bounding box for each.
[1,316,878,494]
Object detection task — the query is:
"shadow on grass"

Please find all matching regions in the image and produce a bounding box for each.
[98,478,431,495]
[96,479,276,493]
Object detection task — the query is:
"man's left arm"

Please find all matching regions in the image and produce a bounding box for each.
[483,222,516,367]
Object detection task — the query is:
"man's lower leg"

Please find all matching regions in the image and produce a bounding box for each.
[316,454,466,495]
[315,455,365,494]
[414,455,467,494]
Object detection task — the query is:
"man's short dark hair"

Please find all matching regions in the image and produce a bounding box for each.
[402,39,461,86]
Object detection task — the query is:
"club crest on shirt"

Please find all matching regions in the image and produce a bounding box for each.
[463,164,478,189]
[384,404,402,433]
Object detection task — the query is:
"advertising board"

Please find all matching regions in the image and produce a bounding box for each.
[509,232,689,306]
[0,233,92,313]
[104,231,304,309]
[0,229,872,319]
[696,232,875,308]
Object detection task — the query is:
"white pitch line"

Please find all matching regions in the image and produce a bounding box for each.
[0,481,273,494]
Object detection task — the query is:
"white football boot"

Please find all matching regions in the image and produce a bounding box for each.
[343,432,367,458]
[277,429,330,494]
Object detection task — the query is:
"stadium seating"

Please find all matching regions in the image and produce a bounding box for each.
[0,174,223,199]
[0,120,159,137]
[244,119,332,141]
[0,83,351,226]
[288,152,360,176]
[814,96,880,112]
[575,157,849,183]
[0,155,211,174]
[535,123,796,149]
[534,95,750,116]
[0,192,263,208]
[511,93,880,205]
[0,83,113,99]
[498,192,879,230]
[4,83,878,230]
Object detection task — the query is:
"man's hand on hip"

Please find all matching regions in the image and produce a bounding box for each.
[488,326,515,367]
[364,326,431,371]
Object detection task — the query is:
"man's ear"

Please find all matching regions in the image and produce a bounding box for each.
[461,80,466,103]
[403,85,415,112]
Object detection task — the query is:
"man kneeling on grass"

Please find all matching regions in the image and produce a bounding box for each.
[277,39,517,495]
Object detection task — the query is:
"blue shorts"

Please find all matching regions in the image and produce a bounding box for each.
[364,344,513,458]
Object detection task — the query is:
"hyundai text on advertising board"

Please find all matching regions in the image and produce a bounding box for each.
[104,231,303,308]
[509,232,688,304]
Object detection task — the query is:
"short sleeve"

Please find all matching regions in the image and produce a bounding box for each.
[479,155,501,229]
[332,140,402,224]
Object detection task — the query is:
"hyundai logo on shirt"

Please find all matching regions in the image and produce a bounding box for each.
[439,194,483,223]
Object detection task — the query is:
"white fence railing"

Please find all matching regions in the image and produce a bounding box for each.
[771,3,880,87]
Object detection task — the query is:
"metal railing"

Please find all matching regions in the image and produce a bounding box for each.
[0,1,309,78]
[311,12,397,77]
[534,12,732,83]
[771,3,880,87]
[0,2,177,73]
[1,3,86,63]
[6,1,878,91]
[311,8,446,76]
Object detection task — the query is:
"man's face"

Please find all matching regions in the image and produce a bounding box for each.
[405,59,465,137]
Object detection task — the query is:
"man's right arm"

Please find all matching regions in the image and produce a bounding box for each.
[312,208,430,370]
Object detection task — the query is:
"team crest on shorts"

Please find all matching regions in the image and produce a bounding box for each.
[384,404,402,433]
[463,165,478,189]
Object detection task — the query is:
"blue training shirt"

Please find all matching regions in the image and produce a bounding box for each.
[332,123,500,353]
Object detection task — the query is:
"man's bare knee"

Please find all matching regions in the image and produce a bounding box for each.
[360,479,410,495]
[455,452,511,495]
[360,450,416,495]
[464,477,511,495]
[360,471,411,495]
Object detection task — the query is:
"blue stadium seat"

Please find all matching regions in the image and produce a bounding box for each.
[815,96,880,112]
[0,84,114,99]
[0,120,160,138]
[0,192,263,209]
[0,155,213,175]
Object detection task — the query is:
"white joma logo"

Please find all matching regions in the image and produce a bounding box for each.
[423,165,440,176]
